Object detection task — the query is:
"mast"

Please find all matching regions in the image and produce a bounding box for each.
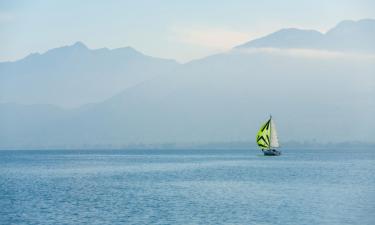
[269,115,272,150]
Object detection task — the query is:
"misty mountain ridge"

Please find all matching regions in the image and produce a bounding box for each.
[0,19,374,147]
[0,42,179,108]
[236,19,375,53]
[16,41,152,64]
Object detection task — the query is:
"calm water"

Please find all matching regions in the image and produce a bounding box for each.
[0,148,374,225]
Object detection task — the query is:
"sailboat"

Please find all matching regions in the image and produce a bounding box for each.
[256,115,281,156]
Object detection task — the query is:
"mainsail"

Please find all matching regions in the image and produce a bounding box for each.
[256,116,279,150]
[270,119,279,148]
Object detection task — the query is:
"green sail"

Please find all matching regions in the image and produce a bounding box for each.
[256,118,271,149]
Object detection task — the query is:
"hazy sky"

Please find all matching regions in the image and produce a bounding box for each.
[1,0,374,62]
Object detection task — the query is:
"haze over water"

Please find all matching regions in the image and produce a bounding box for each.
[1,2,375,224]
[1,148,374,225]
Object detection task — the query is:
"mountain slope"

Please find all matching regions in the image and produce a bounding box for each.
[236,19,375,53]
[1,49,374,147]
[0,42,179,108]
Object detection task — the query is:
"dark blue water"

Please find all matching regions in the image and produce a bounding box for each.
[1,148,374,225]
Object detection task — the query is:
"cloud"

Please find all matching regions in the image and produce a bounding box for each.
[0,12,15,23]
[232,47,375,60]
[170,26,255,50]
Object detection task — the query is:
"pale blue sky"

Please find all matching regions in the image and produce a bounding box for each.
[1,0,374,62]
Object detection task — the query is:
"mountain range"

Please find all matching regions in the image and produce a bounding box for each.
[1,19,374,148]
[236,19,375,53]
[0,42,178,108]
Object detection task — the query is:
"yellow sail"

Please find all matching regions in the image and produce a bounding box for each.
[256,118,271,149]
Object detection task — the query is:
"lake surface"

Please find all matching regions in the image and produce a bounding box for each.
[1,148,374,225]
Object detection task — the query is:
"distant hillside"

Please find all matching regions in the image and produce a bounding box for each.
[0,42,179,108]
[236,19,375,53]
